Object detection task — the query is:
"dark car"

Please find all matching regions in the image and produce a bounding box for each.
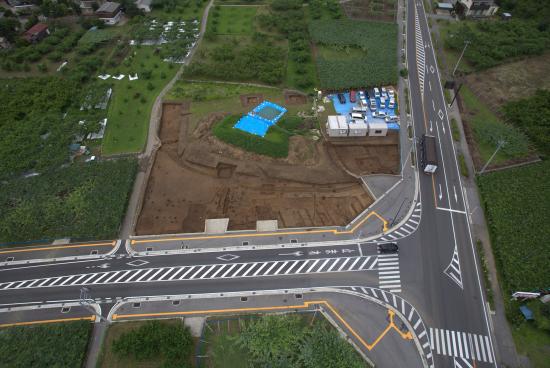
[337,93,346,104]
[378,243,399,254]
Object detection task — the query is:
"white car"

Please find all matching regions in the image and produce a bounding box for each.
[374,88,380,98]
[377,111,387,119]
[389,98,395,109]
[388,89,395,98]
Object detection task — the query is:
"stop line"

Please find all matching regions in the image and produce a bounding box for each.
[0,256,379,291]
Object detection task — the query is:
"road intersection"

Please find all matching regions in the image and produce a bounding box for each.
[0,1,499,367]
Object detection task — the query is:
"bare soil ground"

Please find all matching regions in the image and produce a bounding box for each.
[341,0,397,22]
[464,53,550,112]
[284,90,307,105]
[136,102,399,234]
[240,94,264,107]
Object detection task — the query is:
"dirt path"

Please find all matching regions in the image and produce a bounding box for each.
[119,0,215,238]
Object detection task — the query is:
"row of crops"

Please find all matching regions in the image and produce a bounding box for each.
[477,160,550,294]
[309,19,398,89]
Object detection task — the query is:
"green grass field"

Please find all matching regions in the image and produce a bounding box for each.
[167,81,310,131]
[102,47,178,155]
[460,86,530,165]
[0,321,92,367]
[209,6,258,35]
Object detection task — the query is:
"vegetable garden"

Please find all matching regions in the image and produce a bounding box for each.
[309,19,397,89]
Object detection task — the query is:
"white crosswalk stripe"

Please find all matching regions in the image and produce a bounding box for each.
[444,246,463,288]
[430,328,493,362]
[384,202,421,240]
[0,256,381,290]
[414,7,426,94]
[377,254,401,293]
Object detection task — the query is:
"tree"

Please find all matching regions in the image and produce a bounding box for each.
[300,324,365,368]
[0,18,20,42]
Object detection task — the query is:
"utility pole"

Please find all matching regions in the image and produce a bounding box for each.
[479,140,505,174]
[390,198,407,227]
[449,83,463,108]
[80,287,107,322]
[452,40,470,77]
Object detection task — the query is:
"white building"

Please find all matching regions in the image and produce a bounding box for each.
[348,119,368,137]
[368,121,388,136]
[327,115,349,137]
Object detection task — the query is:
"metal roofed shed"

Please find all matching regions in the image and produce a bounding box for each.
[368,121,387,136]
[437,2,454,10]
[348,119,368,137]
[326,115,349,137]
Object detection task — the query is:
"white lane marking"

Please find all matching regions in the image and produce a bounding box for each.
[349,257,361,270]
[178,266,196,280]
[251,262,268,276]
[168,267,187,280]
[337,257,351,271]
[283,260,300,275]
[188,265,207,279]
[199,265,218,279]
[262,262,278,276]
[485,335,493,363]
[305,259,320,273]
[462,332,469,359]
[100,272,120,284]
[144,269,162,282]
[294,259,310,274]
[137,268,155,281]
[241,263,259,277]
[479,334,487,362]
[414,318,422,330]
[451,330,457,356]
[157,267,175,281]
[315,259,331,272]
[230,263,248,277]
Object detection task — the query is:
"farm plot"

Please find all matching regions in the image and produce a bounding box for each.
[208,6,258,35]
[341,0,397,22]
[0,320,92,368]
[477,160,550,300]
[309,20,397,89]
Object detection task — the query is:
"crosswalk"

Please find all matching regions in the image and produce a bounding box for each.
[444,246,463,289]
[0,256,379,291]
[414,7,426,95]
[430,328,493,363]
[378,202,421,242]
[377,254,401,293]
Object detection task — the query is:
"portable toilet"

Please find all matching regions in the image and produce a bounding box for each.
[368,121,387,136]
[327,115,349,137]
[349,119,368,136]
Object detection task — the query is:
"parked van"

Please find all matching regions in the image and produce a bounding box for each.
[374,88,380,98]
[337,93,346,104]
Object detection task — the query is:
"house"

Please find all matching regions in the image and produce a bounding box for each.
[454,0,498,17]
[326,115,349,137]
[0,37,11,49]
[23,23,49,43]
[95,2,122,25]
[74,0,99,15]
[136,0,152,12]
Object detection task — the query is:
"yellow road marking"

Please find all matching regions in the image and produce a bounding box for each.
[0,315,95,328]
[0,241,116,255]
[131,211,388,245]
[113,300,412,351]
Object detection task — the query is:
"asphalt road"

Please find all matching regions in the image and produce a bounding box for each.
[0,1,498,367]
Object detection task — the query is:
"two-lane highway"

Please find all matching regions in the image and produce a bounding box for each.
[404,0,496,366]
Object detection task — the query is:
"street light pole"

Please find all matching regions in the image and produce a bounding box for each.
[452,40,470,77]
[479,140,505,174]
[79,287,107,322]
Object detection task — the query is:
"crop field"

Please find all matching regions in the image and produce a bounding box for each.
[208,6,258,35]
[341,0,397,22]
[477,160,550,295]
[0,159,136,243]
[309,20,397,89]
[0,320,92,367]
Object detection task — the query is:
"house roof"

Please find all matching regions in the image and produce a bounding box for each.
[96,2,121,13]
[25,23,48,36]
